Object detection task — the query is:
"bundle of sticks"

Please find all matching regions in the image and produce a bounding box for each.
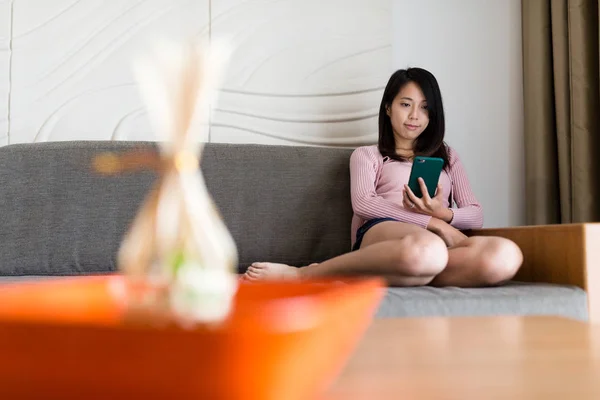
[94,40,238,326]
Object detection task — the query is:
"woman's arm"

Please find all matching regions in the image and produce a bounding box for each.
[447,147,484,229]
[350,147,432,229]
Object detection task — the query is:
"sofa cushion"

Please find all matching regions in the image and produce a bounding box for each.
[376,281,588,321]
[0,142,156,275]
[0,141,353,275]
[0,277,588,321]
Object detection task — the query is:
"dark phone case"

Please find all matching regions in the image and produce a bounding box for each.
[407,156,444,198]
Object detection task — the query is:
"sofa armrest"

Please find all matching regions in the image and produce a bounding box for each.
[466,223,600,323]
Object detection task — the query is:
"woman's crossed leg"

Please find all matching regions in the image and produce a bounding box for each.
[246,221,446,286]
[245,221,522,288]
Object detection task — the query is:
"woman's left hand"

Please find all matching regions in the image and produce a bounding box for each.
[403,178,453,222]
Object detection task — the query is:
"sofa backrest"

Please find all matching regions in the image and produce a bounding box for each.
[0,141,354,275]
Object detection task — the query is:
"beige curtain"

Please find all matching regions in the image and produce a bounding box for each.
[522,0,600,224]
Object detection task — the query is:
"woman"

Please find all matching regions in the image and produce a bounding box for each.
[245,67,522,287]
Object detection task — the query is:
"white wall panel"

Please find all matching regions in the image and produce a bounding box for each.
[9,0,209,143]
[0,0,10,145]
[210,0,392,146]
[5,0,391,147]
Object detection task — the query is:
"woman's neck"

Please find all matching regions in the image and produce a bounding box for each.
[394,136,415,157]
[395,149,415,159]
[394,139,415,158]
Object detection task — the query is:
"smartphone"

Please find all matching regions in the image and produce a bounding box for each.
[407,156,444,198]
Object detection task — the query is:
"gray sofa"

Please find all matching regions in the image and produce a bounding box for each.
[0,141,589,321]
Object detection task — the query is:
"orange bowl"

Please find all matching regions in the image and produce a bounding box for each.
[0,275,384,399]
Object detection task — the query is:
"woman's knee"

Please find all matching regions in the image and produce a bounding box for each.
[477,237,523,285]
[388,232,448,277]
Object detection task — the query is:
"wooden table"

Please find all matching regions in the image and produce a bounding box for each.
[325,316,600,399]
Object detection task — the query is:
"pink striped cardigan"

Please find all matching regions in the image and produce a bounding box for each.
[349,145,483,247]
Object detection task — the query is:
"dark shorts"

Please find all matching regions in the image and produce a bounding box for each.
[352,218,398,251]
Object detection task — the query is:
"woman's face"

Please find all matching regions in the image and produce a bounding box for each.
[387,81,429,146]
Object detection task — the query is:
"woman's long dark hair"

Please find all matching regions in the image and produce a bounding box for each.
[378,67,449,169]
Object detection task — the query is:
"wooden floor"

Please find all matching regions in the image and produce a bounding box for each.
[325,316,600,399]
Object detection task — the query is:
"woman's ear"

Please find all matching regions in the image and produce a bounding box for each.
[385,105,391,116]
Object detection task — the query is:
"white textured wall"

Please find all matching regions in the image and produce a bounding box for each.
[393,0,525,228]
[0,0,9,145]
[3,0,391,146]
[10,0,210,143]
[211,0,391,146]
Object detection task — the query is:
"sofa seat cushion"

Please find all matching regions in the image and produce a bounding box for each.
[375,281,588,321]
[0,275,84,284]
[0,277,588,321]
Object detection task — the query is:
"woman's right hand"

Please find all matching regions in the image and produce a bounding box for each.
[427,218,468,248]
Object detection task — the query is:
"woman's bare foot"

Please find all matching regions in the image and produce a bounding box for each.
[244,262,301,281]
